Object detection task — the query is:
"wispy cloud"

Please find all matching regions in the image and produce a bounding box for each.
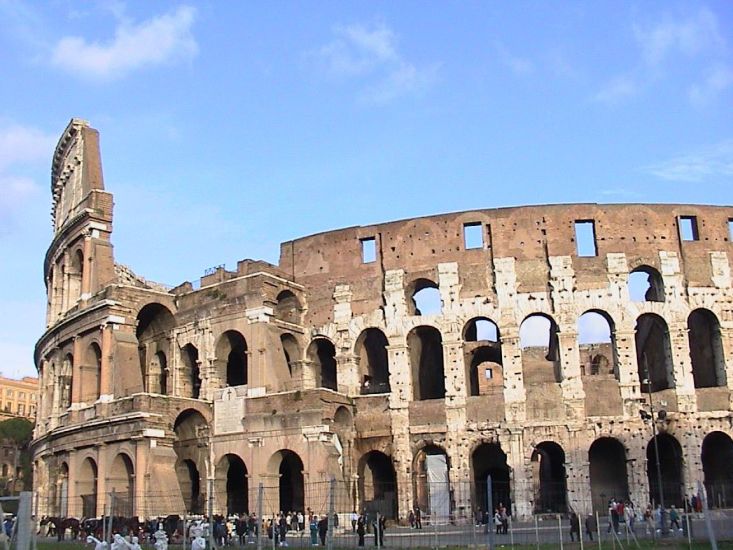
[643,140,733,183]
[311,22,438,103]
[592,75,638,104]
[689,64,733,107]
[51,5,198,81]
[634,8,724,67]
[495,42,534,75]
[0,123,55,235]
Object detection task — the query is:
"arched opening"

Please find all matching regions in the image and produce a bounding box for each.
[358,451,398,519]
[58,463,69,517]
[108,454,134,516]
[68,249,83,306]
[308,338,337,391]
[78,457,98,518]
[463,318,502,397]
[628,266,665,302]
[219,454,248,515]
[688,309,726,388]
[275,290,302,325]
[356,328,391,394]
[520,314,561,382]
[414,445,451,522]
[270,450,305,513]
[280,334,300,376]
[701,431,733,509]
[635,313,674,392]
[408,326,445,400]
[60,353,73,409]
[137,303,175,393]
[174,410,208,514]
[409,279,441,316]
[471,443,511,517]
[149,350,168,395]
[81,342,102,402]
[176,459,202,514]
[180,344,201,399]
[588,438,629,514]
[647,434,683,507]
[531,442,567,513]
[578,310,616,376]
[216,330,248,387]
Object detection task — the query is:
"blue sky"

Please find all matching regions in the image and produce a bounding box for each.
[1,1,731,378]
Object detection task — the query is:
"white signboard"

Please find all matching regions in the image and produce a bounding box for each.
[214,387,245,434]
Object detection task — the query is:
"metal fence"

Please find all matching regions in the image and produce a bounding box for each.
[37,478,733,548]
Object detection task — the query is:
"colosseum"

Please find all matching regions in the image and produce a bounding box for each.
[33,119,733,523]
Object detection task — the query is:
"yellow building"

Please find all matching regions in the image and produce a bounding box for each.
[0,376,38,422]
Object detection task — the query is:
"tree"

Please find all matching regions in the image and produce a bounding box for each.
[0,418,34,494]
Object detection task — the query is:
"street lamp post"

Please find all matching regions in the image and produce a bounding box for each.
[641,362,668,536]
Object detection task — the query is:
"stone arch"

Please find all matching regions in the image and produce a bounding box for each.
[174,409,209,514]
[635,313,674,392]
[407,326,445,400]
[588,437,629,514]
[268,450,305,513]
[413,444,451,521]
[215,330,248,387]
[60,353,73,410]
[307,337,337,391]
[647,433,683,507]
[355,328,391,394]
[215,454,248,515]
[280,333,300,376]
[471,442,511,516]
[275,290,302,325]
[136,303,175,393]
[463,317,502,397]
[408,278,441,316]
[578,310,617,377]
[520,313,561,382]
[358,451,398,519]
[688,309,726,388]
[78,457,98,518]
[68,247,84,306]
[701,431,733,508]
[628,265,665,302]
[180,343,201,399]
[81,341,102,402]
[108,453,134,516]
[530,441,567,513]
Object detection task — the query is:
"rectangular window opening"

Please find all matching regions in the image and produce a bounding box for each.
[574,220,597,257]
[463,222,483,249]
[484,368,493,380]
[728,218,733,241]
[361,237,376,263]
[679,216,699,241]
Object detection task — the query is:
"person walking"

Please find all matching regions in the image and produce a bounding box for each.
[309,516,318,547]
[351,511,358,533]
[669,506,681,532]
[356,514,365,547]
[317,516,328,546]
[414,506,422,530]
[569,512,580,542]
[585,514,596,541]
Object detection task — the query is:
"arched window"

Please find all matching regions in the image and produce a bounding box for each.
[635,313,674,392]
[628,266,665,302]
[408,326,445,400]
[520,314,560,383]
[409,279,441,316]
[688,309,726,388]
[215,331,248,387]
[356,328,391,394]
[280,334,300,376]
[531,442,567,513]
[180,344,201,399]
[463,318,502,397]
[577,310,616,377]
[81,343,102,402]
[308,338,337,391]
[137,303,175,393]
[275,290,302,325]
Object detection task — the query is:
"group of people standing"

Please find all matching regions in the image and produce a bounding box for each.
[350,511,387,547]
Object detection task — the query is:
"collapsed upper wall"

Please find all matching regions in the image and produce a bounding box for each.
[279,204,733,325]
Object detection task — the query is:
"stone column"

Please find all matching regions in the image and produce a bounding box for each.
[67,452,80,517]
[504,429,531,519]
[135,440,149,518]
[614,328,642,408]
[557,328,586,419]
[336,353,360,397]
[565,429,592,514]
[81,235,93,301]
[99,323,114,400]
[70,336,82,406]
[500,330,526,423]
[442,337,469,514]
[387,343,413,518]
[95,444,108,516]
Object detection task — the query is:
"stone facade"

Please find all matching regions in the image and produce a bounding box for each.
[32,120,733,521]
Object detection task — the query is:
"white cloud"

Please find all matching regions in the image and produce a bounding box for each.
[312,22,437,103]
[51,5,198,81]
[592,75,638,104]
[634,8,724,67]
[643,140,733,182]
[0,123,54,234]
[495,42,534,75]
[689,64,733,106]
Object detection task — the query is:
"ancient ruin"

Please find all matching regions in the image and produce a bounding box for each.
[32,119,733,521]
